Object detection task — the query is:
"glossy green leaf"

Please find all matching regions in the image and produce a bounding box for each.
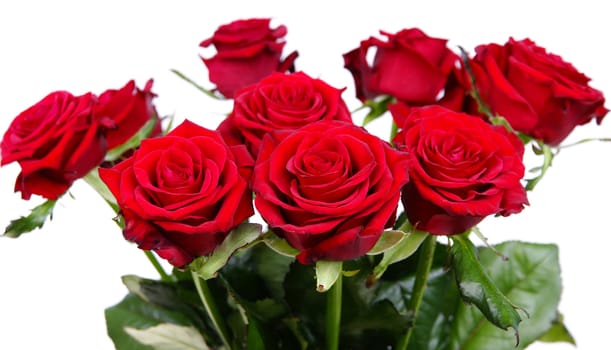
[449,240,561,350]
[450,235,523,344]
[372,231,428,280]
[536,312,575,345]
[4,199,56,238]
[106,294,194,350]
[315,260,342,292]
[124,323,209,350]
[189,223,262,280]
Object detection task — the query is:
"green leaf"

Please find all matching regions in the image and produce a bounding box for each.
[246,316,267,350]
[171,69,223,100]
[189,223,262,280]
[372,230,428,280]
[367,229,406,255]
[361,95,394,126]
[315,260,342,292]
[449,240,562,350]
[536,312,575,345]
[105,294,195,350]
[124,323,210,350]
[4,199,56,238]
[450,235,523,343]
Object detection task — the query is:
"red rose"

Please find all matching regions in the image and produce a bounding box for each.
[391,104,527,235]
[343,28,467,110]
[1,91,105,200]
[469,38,608,146]
[200,18,298,98]
[252,120,409,264]
[95,79,160,150]
[218,71,352,159]
[99,120,254,267]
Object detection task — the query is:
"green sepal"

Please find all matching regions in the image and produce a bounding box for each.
[262,231,299,257]
[105,115,160,162]
[367,229,406,255]
[315,260,343,292]
[189,223,262,280]
[360,95,395,126]
[372,230,428,280]
[4,199,56,238]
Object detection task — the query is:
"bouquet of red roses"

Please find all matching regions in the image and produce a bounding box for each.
[1,17,608,350]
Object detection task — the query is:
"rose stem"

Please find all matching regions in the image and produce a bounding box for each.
[396,234,436,350]
[326,262,343,350]
[83,170,174,282]
[390,120,399,140]
[143,250,172,282]
[191,271,232,349]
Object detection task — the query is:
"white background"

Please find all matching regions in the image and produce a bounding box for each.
[1,1,609,349]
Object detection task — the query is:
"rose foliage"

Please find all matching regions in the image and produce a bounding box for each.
[2,17,607,350]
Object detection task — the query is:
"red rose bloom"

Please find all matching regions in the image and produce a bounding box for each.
[391,104,527,235]
[252,120,409,264]
[218,71,352,159]
[469,38,608,146]
[95,79,160,150]
[1,91,105,200]
[200,18,298,98]
[99,120,254,267]
[343,28,467,110]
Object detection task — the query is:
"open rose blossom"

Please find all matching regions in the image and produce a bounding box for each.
[343,28,467,110]
[218,71,352,159]
[1,91,104,200]
[252,120,409,264]
[99,120,254,267]
[469,38,608,146]
[95,79,160,150]
[200,18,298,98]
[391,104,528,235]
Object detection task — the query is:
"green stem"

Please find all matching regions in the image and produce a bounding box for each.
[390,121,399,141]
[396,234,437,350]
[326,262,343,350]
[191,271,232,350]
[144,250,172,283]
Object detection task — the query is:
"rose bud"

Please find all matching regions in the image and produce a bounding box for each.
[343,28,467,110]
[200,18,298,98]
